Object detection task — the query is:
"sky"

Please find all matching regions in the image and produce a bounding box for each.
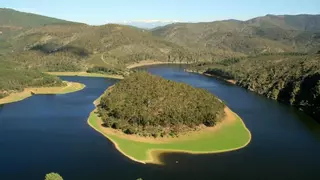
[2,0,320,25]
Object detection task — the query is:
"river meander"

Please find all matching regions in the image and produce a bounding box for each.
[0,65,319,180]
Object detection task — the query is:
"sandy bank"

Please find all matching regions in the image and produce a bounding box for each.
[0,81,85,105]
[185,69,236,84]
[126,60,188,69]
[46,72,124,79]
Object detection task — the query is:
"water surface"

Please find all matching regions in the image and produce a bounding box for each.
[0,66,319,180]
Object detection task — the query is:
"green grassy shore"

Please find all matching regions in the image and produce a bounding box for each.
[88,91,251,165]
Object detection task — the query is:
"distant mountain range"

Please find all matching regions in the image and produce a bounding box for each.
[119,20,180,29]
[152,14,320,54]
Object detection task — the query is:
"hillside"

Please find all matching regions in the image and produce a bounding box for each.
[1,9,320,121]
[0,8,77,28]
[0,8,79,54]
[188,53,320,122]
[0,57,64,99]
[8,21,245,74]
[97,72,225,137]
[152,14,320,55]
[4,23,197,74]
[247,14,320,31]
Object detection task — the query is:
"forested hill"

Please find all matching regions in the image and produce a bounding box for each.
[0,57,64,99]
[0,8,77,98]
[0,8,80,54]
[152,14,320,55]
[188,53,320,122]
[98,72,225,137]
[3,23,195,72]
[246,14,320,31]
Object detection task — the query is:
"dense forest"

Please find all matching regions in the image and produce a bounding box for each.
[0,58,64,98]
[97,72,225,137]
[188,53,320,122]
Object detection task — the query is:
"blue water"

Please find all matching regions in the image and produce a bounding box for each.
[0,66,319,180]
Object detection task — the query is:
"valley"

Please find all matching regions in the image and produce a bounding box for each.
[0,6,319,180]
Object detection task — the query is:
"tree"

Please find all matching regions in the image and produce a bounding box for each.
[45,172,63,180]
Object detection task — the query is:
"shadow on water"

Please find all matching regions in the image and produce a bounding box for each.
[292,109,320,141]
[0,66,320,180]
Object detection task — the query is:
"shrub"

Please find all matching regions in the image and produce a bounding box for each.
[45,172,63,180]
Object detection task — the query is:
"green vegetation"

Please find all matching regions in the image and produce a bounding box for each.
[0,58,64,99]
[86,66,128,76]
[0,8,79,54]
[0,80,85,105]
[97,72,225,137]
[152,14,320,54]
[2,10,320,74]
[46,72,124,79]
[45,172,63,180]
[89,105,251,164]
[4,23,194,73]
[0,8,77,28]
[189,53,320,122]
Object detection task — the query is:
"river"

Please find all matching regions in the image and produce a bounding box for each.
[0,65,319,180]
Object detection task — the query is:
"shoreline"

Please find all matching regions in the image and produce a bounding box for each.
[185,69,236,84]
[126,60,188,69]
[45,72,124,79]
[0,81,85,105]
[87,111,148,164]
[87,86,251,165]
[146,110,251,164]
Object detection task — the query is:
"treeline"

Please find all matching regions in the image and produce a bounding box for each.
[6,51,85,72]
[190,54,320,122]
[0,59,64,98]
[97,72,225,137]
[86,66,129,76]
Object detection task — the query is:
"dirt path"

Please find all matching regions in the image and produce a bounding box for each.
[126,60,187,69]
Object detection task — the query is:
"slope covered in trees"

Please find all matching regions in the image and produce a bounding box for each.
[152,14,320,55]
[0,8,79,54]
[189,53,320,122]
[3,10,320,74]
[0,58,64,99]
[97,72,225,137]
[3,23,198,73]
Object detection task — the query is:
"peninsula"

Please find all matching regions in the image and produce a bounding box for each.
[88,72,251,164]
[0,81,85,105]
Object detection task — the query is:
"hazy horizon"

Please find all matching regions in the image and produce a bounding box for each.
[2,0,319,26]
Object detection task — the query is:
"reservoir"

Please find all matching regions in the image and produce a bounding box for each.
[0,65,319,180]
